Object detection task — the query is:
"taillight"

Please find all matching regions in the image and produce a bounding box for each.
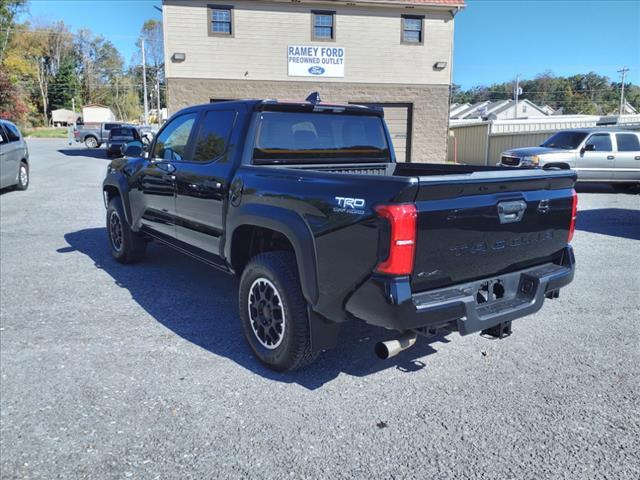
[375,204,417,275]
[568,189,578,242]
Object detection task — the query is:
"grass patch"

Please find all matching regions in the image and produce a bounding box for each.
[23,128,69,138]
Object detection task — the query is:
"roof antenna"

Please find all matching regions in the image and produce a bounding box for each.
[305,92,322,105]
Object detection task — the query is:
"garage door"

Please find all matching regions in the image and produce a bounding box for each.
[354,103,412,162]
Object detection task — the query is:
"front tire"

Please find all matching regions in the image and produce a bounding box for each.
[106,197,146,263]
[238,252,317,371]
[15,161,29,190]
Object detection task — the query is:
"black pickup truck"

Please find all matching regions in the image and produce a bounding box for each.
[103,96,577,371]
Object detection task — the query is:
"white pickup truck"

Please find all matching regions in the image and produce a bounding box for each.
[499,128,640,189]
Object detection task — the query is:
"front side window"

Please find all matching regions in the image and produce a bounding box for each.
[193,110,236,162]
[152,113,197,161]
[585,134,612,152]
[402,15,423,44]
[209,5,233,35]
[3,123,21,142]
[312,11,335,40]
[253,112,390,164]
[616,133,640,152]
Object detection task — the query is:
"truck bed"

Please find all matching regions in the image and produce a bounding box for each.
[259,160,576,293]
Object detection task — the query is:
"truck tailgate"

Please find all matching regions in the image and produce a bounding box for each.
[411,169,576,292]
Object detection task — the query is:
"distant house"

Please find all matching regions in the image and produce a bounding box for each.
[82,104,116,124]
[451,99,549,120]
[540,104,555,115]
[51,108,77,127]
[608,101,639,115]
[450,103,471,118]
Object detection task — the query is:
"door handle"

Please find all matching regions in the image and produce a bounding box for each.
[162,163,176,173]
[635,156,640,160]
[607,155,615,160]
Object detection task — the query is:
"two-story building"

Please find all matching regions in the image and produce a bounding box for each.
[162,0,465,162]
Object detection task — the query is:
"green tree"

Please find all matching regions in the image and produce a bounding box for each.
[48,56,78,110]
[0,0,27,64]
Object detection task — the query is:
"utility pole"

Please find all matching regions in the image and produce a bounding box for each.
[141,38,149,125]
[514,75,520,119]
[71,98,76,126]
[156,73,161,126]
[618,66,629,116]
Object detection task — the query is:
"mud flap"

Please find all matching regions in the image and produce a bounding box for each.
[308,308,341,353]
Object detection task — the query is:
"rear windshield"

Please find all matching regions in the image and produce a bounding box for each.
[253,112,390,164]
[110,128,135,140]
[541,131,588,150]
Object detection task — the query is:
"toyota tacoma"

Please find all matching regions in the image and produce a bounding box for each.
[103,95,578,371]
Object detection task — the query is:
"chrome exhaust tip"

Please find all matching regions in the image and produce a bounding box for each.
[374,332,417,359]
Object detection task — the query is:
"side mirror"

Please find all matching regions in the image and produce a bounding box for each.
[583,144,596,153]
[122,140,145,157]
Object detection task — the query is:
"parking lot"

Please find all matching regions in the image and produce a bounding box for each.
[1,138,638,479]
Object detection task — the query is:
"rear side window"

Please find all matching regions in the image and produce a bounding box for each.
[253,112,390,164]
[585,134,612,152]
[110,128,135,139]
[104,123,120,131]
[193,110,236,162]
[616,133,640,152]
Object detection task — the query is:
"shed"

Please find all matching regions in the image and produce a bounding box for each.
[51,108,77,126]
[82,104,116,124]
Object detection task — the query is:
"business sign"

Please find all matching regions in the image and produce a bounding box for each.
[287,45,345,78]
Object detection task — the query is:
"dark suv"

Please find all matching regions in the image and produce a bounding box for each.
[106,126,141,158]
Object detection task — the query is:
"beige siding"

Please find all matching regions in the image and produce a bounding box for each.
[447,123,489,165]
[167,78,449,163]
[487,132,554,165]
[163,0,453,85]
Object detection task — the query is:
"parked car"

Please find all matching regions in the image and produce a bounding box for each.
[103,96,577,371]
[106,126,142,158]
[74,122,125,148]
[136,125,157,147]
[499,128,640,188]
[0,120,29,191]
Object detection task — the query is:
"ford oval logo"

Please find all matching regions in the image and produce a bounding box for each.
[308,66,325,75]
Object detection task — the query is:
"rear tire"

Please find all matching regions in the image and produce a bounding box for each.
[15,161,29,190]
[85,136,98,148]
[238,252,317,371]
[106,197,146,263]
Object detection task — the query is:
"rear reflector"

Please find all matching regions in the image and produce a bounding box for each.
[375,204,417,275]
[568,189,578,242]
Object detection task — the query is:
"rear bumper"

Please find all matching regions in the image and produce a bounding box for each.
[345,246,575,335]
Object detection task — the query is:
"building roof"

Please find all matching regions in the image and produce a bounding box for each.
[369,0,465,5]
[83,103,112,109]
[453,99,549,119]
[270,0,466,8]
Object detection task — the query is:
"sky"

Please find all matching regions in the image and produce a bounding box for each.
[19,0,640,87]
[20,0,162,64]
[454,0,640,88]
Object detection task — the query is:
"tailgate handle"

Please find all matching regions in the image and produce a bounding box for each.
[497,200,527,224]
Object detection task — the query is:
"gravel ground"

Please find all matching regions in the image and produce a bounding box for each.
[1,138,639,479]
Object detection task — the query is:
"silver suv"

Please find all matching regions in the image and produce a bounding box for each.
[0,120,29,191]
[499,128,640,187]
